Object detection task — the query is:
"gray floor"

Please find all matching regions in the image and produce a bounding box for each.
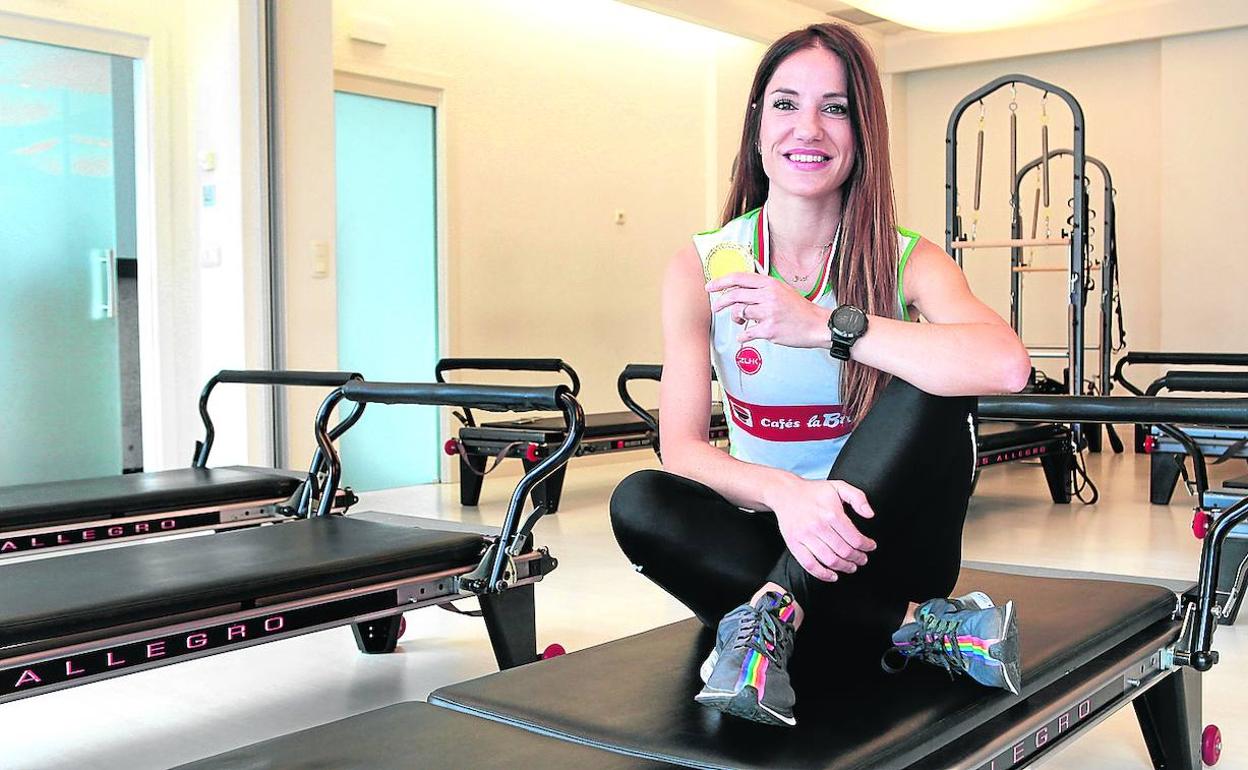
[4,446,1246,769]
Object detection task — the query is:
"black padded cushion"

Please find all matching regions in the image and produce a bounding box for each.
[432,569,1176,770]
[977,420,1066,453]
[469,407,727,442]
[0,517,485,647]
[173,702,673,769]
[0,466,304,530]
[1226,473,1248,490]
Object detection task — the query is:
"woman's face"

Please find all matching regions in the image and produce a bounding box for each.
[757,46,856,204]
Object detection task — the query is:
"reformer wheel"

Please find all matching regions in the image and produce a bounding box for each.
[1143,435,1158,453]
[524,443,541,463]
[398,616,407,638]
[1193,510,1213,540]
[541,643,566,660]
[444,438,459,455]
[1203,724,1222,766]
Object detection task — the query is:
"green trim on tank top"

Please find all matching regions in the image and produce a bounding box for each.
[897,226,921,323]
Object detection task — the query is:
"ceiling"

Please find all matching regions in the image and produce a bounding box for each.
[788,1,912,34]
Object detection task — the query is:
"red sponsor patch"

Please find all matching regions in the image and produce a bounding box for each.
[736,347,762,375]
[723,393,853,441]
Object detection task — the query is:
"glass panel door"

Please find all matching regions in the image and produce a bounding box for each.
[334,91,439,489]
[0,36,139,484]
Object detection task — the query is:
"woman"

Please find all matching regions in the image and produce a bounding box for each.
[610,24,1032,728]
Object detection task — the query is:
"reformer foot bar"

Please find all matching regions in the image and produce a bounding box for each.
[181,395,1245,770]
[619,363,1073,502]
[0,370,362,558]
[0,381,584,705]
[618,364,727,461]
[441,359,725,513]
[1111,353,1248,506]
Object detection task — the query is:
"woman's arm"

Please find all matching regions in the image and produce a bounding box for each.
[851,238,1032,395]
[660,244,874,581]
[708,237,1031,396]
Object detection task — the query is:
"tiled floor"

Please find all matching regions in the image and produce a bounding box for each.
[4,446,1246,769]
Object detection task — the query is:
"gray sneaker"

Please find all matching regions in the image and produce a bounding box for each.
[883,593,1021,695]
[694,591,798,727]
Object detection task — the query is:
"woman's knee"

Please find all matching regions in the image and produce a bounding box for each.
[609,469,672,559]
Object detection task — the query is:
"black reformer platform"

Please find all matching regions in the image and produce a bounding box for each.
[0,370,361,558]
[178,395,1245,770]
[0,381,584,705]
[440,359,727,513]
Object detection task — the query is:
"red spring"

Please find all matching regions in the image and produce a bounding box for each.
[541,643,566,660]
[1193,510,1213,540]
[443,438,459,456]
[1143,435,1158,454]
[1202,724,1222,766]
[524,443,540,463]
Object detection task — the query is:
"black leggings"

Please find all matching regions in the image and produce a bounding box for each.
[610,378,976,658]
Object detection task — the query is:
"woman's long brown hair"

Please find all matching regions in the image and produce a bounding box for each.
[722,23,901,422]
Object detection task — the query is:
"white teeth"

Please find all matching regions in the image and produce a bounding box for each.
[788,153,828,163]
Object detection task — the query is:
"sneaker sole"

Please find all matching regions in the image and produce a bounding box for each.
[695,685,796,727]
[998,600,1022,696]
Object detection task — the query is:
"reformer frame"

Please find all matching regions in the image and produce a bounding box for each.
[0,370,363,558]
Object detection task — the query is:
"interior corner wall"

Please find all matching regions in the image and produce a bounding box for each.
[1158,27,1248,353]
[274,0,337,469]
[897,41,1166,383]
[326,0,765,425]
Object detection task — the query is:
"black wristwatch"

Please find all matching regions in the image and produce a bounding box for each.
[828,303,868,361]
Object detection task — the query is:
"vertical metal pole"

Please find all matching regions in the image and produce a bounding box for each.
[1101,183,1114,395]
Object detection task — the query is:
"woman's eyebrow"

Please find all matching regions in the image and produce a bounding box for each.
[768,87,848,99]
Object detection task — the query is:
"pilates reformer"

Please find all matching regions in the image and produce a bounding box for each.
[176,394,1244,770]
[0,381,583,705]
[1113,351,1248,505]
[947,75,1113,503]
[0,370,362,558]
[440,358,727,513]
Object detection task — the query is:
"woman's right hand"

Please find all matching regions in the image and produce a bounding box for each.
[767,476,877,582]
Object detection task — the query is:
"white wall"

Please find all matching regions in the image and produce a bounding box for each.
[1158,27,1248,353]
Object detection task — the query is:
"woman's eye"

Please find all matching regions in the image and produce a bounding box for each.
[823,103,848,116]
[772,98,796,111]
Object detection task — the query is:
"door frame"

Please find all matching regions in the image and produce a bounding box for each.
[333,63,452,481]
[0,8,170,470]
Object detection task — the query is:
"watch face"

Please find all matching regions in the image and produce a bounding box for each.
[833,305,867,336]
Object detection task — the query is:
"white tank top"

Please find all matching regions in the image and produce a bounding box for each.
[692,204,921,479]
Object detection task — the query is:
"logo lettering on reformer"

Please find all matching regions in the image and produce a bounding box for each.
[2,613,288,697]
[974,683,1112,770]
[0,518,188,555]
[978,445,1049,466]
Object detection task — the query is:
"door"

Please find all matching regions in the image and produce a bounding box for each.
[0,36,140,485]
[334,90,439,490]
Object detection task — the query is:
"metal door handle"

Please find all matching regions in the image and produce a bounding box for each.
[97,248,116,319]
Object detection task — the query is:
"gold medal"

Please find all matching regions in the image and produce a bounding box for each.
[705,243,753,282]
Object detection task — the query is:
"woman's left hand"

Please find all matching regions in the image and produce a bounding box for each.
[707,272,829,349]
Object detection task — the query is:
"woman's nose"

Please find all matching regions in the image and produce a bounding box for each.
[794,107,822,141]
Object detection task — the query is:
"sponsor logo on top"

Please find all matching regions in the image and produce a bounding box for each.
[736,347,762,375]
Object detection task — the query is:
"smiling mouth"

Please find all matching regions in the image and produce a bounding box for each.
[784,152,830,163]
